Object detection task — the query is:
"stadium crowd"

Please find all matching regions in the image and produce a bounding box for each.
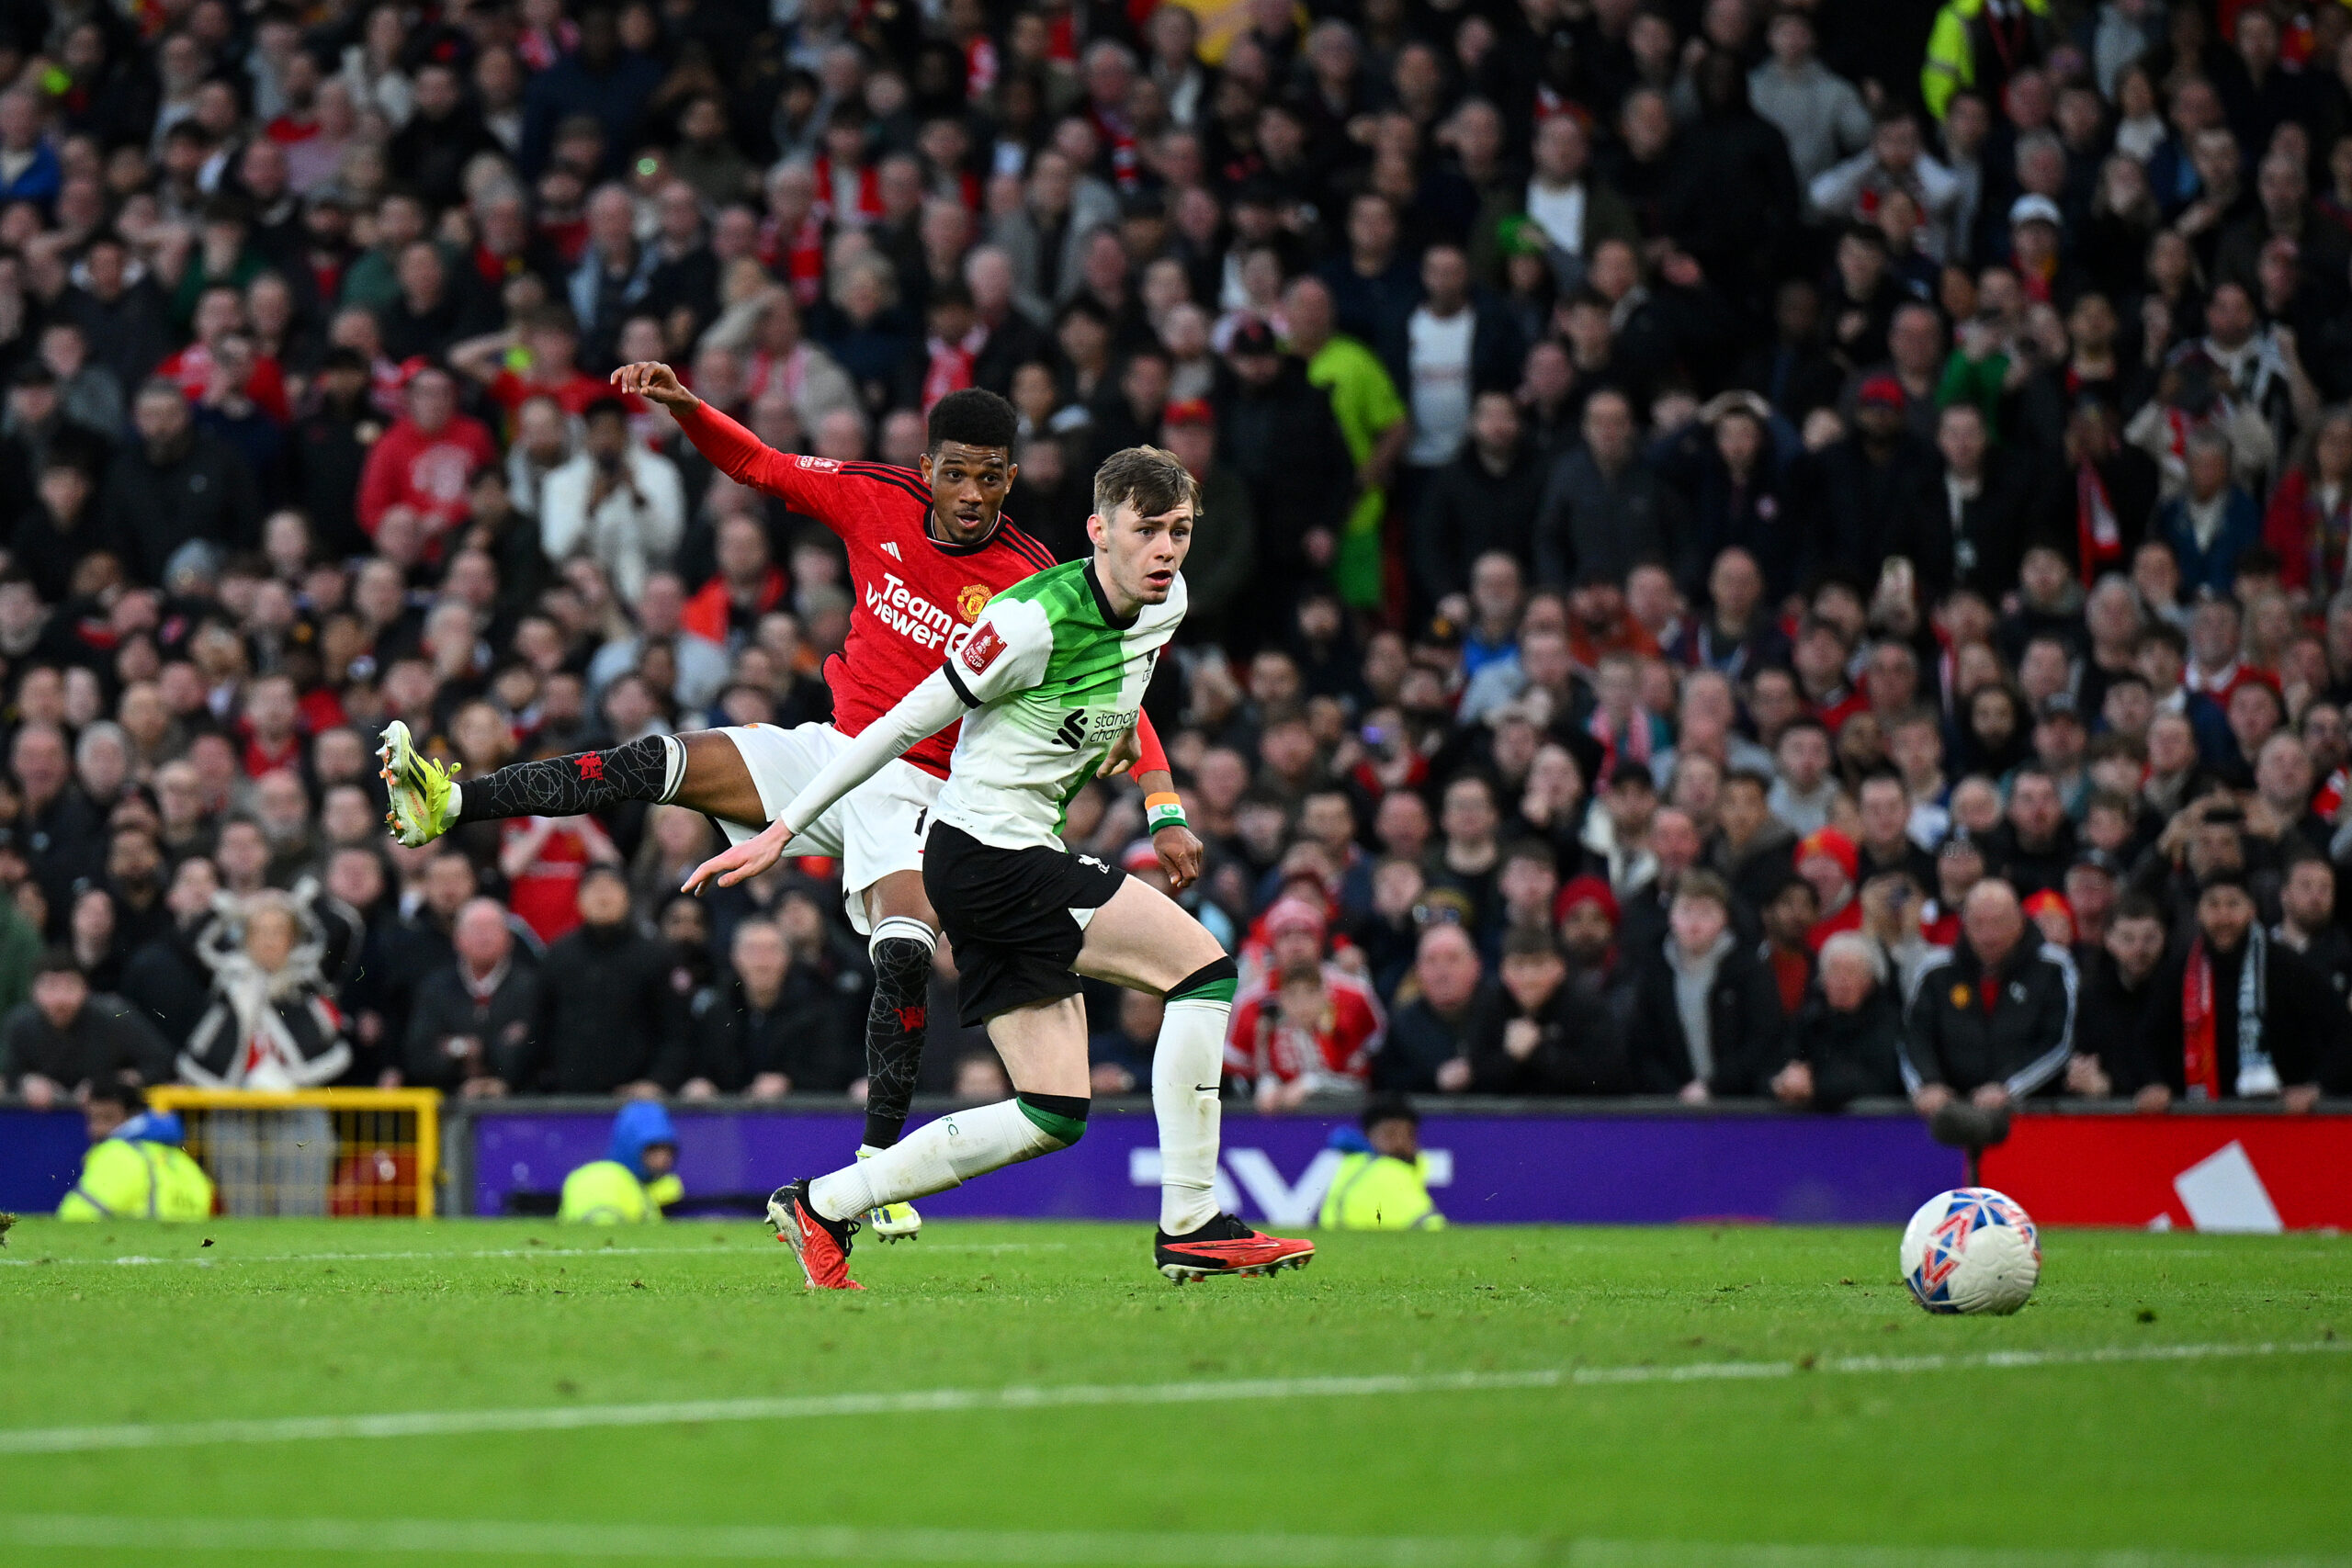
[4,0,2352,1124]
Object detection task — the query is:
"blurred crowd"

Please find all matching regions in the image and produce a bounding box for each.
[4,0,2352,1121]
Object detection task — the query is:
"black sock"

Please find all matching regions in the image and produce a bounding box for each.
[454,735,679,823]
[861,927,933,1148]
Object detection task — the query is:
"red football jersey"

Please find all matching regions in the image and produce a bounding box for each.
[1224,964,1386,1091]
[672,400,1057,777]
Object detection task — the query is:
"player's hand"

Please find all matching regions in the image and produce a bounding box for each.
[683,818,794,893]
[1152,823,1202,889]
[1770,1060,1813,1106]
[1094,728,1141,778]
[610,360,697,410]
[2065,1054,2111,1098]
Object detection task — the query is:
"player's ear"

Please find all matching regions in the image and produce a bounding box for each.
[918,451,933,485]
[1085,513,1105,548]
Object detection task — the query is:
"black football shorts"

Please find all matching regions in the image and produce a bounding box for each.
[922,820,1127,1025]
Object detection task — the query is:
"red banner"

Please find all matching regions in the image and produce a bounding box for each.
[1981,1115,2352,1231]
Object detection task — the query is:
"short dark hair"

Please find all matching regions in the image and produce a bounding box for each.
[1778,715,1830,746]
[1091,444,1199,523]
[580,863,630,897]
[1500,839,1556,870]
[2085,787,2135,818]
[87,1081,147,1114]
[1501,924,1560,960]
[2110,891,2165,927]
[34,948,84,980]
[926,388,1018,454]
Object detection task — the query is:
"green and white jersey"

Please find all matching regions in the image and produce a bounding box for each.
[936,558,1184,851]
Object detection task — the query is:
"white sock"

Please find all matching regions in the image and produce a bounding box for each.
[657,733,687,802]
[808,1100,1071,1222]
[1153,997,1227,1235]
[856,1145,882,1159]
[446,781,464,819]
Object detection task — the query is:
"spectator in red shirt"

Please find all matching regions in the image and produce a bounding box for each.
[1798,827,1864,950]
[158,283,291,423]
[1225,897,1385,1109]
[500,807,623,944]
[239,672,304,777]
[356,365,498,544]
[1758,873,1820,1013]
[452,304,605,426]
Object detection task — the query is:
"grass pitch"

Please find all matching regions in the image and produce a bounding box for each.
[2,1219,2347,1567]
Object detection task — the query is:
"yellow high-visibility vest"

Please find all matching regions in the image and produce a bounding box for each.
[558,1159,682,1224]
[1318,1152,1445,1230]
[57,1140,215,1221]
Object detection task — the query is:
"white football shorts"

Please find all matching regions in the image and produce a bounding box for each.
[715,722,941,935]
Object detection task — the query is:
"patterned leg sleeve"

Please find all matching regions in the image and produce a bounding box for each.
[453,734,683,823]
[862,917,936,1148]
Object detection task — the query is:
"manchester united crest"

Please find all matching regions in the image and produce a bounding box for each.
[956,583,989,622]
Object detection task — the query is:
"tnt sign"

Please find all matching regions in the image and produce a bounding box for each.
[1127,1145,1453,1227]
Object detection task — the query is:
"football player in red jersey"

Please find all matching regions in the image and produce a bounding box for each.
[380,368,1199,1240]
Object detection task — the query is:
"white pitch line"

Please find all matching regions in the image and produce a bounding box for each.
[0,1339,2341,1457]
[0,1241,1065,1268]
[0,1516,2341,1568]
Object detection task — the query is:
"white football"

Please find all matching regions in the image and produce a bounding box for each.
[1899,1187,2041,1314]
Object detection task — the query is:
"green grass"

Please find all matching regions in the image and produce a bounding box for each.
[2,1219,2347,1566]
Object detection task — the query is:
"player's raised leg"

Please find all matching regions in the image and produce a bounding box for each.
[379,724,767,846]
[1074,877,1314,1282]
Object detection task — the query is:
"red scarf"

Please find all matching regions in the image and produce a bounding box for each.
[2180,935,2223,1099]
[811,157,883,226]
[760,212,828,307]
[921,326,986,413]
[962,36,999,96]
[2075,460,2121,585]
[1090,103,1141,193]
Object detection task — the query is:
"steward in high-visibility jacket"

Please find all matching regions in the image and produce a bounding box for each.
[559,1100,684,1224]
[1921,0,2054,120]
[1317,1100,1444,1230]
[57,1091,216,1221]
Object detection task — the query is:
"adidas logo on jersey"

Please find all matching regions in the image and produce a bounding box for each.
[880,540,901,560]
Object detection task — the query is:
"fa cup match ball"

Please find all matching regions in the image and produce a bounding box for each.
[1899,1187,2041,1314]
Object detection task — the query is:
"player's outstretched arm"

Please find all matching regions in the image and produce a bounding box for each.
[681,668,968,894]
[612,362,808,502]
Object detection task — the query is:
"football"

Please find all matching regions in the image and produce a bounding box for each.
[1899,1187,2042,1314]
